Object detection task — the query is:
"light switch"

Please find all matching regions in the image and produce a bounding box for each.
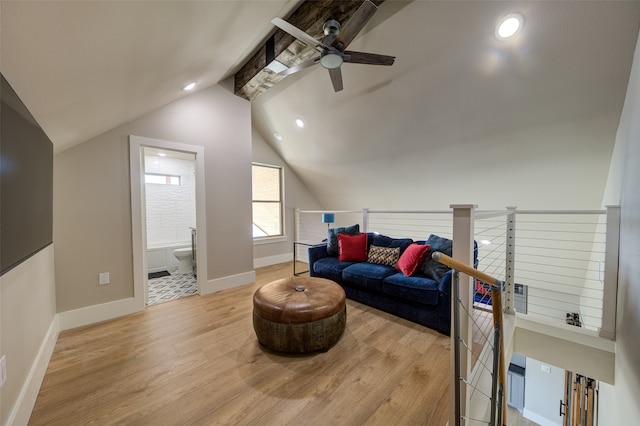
[99,272,110,285]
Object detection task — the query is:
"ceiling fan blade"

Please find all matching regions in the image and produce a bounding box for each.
[328,68,343,92]
[278,58,319,77]
[332,0,377,50]
[271,17,329,51]
[343,51,395,66]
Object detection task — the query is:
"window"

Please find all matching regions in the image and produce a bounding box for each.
[145,173,180,185]
[252,163,283,238]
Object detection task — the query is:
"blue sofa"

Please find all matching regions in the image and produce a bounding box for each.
[308,232,470,336]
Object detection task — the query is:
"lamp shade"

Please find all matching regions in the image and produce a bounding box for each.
[321,213,335,224]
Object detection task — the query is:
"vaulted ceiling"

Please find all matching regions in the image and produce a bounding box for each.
[2,1,640,210]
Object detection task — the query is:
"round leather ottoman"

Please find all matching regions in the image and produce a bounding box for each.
[252,276,346,353]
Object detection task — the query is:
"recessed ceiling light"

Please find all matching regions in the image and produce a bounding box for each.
[295,118,305,128]
[182,81,197,91]
[480,239,492,246]
[158,152,167,157]
[496,13,523,40]
[274,132,283,140]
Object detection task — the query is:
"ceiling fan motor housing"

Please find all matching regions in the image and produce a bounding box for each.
[323,19,341,37]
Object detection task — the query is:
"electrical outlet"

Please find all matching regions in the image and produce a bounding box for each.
[1,355,7,387]
[541,364,551,374]
[99,272,110,285]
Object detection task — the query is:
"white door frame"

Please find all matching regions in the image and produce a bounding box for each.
[129,135,208,309]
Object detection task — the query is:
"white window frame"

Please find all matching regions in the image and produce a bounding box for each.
[252,163,285,243]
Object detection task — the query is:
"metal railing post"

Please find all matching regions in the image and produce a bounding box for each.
[362,208,369,232]
[490,326,501,426]
[294,208,301,242]
[452,271,462,426]
[505,207,517,315]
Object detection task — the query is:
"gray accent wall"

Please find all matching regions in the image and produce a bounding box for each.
[54,79,252,312]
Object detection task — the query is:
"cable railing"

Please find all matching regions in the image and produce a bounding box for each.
[295,207,618,334]
[512,210,608,331]
[294,205,620,424]
[434,251,506,426]
[474,212,508,311]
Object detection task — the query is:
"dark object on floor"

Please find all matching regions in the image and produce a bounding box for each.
[148,270,171,280]
[253,276,346,353]
[566,312,582,327]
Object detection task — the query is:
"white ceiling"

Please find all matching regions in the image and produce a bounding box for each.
[3,1,640,210]
[1,0,298,152]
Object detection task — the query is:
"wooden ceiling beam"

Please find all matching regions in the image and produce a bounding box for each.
[234,0,385,101]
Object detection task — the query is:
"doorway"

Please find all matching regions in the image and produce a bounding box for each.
[129,135,207,310]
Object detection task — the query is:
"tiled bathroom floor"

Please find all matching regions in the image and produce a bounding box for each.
[147,272,197,306]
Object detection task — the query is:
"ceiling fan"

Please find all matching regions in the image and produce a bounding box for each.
[271,0,395,92]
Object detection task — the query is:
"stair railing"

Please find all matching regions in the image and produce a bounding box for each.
[433,251,506,426]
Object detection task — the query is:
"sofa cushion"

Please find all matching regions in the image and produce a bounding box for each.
[382,273,440,306]
[342,263,397,292]
[371,234,414,254]
[313,257,357,283]
[396,243,431,276]
[338,233,368,262]
[420,234,453,281]
[327,224,360,255]
[367,245,400,267]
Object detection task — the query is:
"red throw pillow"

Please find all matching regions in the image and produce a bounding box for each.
[338,233,368,262]
[396,243,431,277]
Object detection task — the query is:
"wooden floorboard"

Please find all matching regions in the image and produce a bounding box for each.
[29,262,450,425]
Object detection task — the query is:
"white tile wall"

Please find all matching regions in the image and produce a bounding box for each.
[144,155,196,247]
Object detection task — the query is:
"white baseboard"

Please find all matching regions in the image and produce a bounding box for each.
[58,269,258,329]
[58,297,141,331]
[523,408,561,426]
[8,315,60,426]
[201,270,256,295]
[253,253,292,269]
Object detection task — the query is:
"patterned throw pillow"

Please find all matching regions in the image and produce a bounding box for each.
[367,245,400,267]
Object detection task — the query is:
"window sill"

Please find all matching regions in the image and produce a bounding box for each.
[253,236,288,246]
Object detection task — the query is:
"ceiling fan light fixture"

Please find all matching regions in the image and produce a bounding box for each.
[496,13,523,40]
[320,53,343,70]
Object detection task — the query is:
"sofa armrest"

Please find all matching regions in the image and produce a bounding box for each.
[439,269,453,295]
[308,244,330,277]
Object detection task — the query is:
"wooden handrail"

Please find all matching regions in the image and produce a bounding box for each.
[433,251,507,425]
[432,251,500,287]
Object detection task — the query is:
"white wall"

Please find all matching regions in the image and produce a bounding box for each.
[523,357,565,426]
[598,30,640,425]
[0,246,57,425]
[251,127,324,267]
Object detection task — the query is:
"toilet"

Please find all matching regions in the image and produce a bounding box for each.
[173,247,193,274]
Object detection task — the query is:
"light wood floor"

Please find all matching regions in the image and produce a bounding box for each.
[30,262,451,425]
